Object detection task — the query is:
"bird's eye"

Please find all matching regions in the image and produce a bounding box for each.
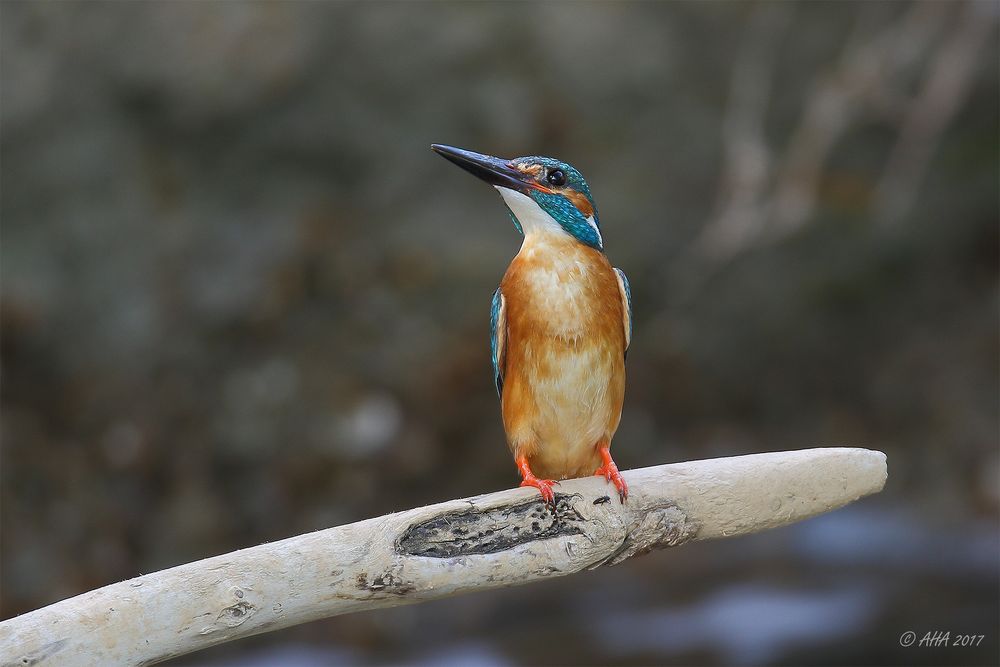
[546,170,566,187]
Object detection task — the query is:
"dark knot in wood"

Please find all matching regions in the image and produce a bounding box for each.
[398,494,586,558]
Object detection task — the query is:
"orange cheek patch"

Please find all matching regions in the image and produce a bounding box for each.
[513,163,558,194]
[563,190,594,218]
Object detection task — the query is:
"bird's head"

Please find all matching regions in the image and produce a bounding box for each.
[432,144,603,251]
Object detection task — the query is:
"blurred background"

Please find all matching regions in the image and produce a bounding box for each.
[2,1,997,665]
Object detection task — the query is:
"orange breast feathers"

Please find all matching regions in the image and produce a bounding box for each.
[497,234,627,480]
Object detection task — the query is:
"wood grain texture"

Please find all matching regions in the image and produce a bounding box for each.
[0,447,887,667]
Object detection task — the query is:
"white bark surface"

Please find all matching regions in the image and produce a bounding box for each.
[0,447,887,666]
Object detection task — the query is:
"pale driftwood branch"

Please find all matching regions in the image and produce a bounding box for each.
[0,447,887,667]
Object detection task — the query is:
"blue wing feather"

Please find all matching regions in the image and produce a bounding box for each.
[490,287,505,397]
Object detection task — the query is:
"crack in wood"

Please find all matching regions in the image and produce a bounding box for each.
[3,638,68,667]
[596,504,699,567]
[355,570,415,596]
[397,494,586,558]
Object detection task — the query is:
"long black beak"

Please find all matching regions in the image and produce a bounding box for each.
[431,144,531,193]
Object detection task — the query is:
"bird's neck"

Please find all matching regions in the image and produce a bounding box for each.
[513,227,610,277]
[517,228,581,256]
[497,187,604,251]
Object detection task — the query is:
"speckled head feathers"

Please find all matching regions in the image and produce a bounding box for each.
[510,156,597,220]
[509,155,602,250]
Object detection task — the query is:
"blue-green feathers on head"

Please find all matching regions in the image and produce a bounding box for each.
[504,155,603,251]
[518,156,596,207]
[504,206,524,235]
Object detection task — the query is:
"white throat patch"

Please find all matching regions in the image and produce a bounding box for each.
[496,187,603,248]
[496,187,563,236]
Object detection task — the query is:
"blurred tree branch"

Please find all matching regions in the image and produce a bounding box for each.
[696,0,991,262]
[875,1,993,227]
[698,2,795,262]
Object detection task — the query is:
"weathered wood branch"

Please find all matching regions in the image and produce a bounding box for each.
[0,447,886,667]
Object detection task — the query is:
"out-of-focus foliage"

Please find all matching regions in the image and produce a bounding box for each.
[1,2,997,665]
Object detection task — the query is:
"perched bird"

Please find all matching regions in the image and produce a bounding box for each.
[432,145,631,505]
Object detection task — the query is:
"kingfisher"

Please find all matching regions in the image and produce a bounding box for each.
[432,144,631,505]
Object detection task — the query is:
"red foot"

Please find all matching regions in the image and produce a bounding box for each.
[516,455,559,506]
[520,476,558,505]
[594,445,628,502]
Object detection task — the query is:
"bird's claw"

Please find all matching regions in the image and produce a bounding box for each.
[595,458,628,502]
[520,477,559,507]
